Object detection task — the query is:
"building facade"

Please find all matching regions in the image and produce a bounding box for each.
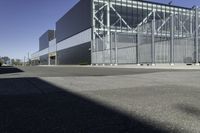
[32,0,200,66]
[32,0,92,65]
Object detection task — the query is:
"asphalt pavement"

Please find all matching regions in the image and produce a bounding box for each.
[0,66,200,133]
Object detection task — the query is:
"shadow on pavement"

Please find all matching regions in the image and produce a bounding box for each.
[175,104,200,119]
[0,66,23,74]
[15,66,178,77]
[0,77,180,133]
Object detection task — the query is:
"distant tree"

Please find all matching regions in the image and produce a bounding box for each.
[10,59,22,66]
[1,56,10,64]
[15,59,22,66]
[0,57,23,66]
[11,59,15,65]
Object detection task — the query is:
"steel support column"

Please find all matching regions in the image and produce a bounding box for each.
[55,54,58,65]
[56,40,58,65]
[137,27,140,65]
[190,11,193,37]
[107,0,111,65]
[195,7,199,65]
[102,36,105,66]
[151,11,156,66]
[48,55,50,65]
[115,32,118,65]
[92,0,96,65]
[190,11,193,36]
[170,13,174,65]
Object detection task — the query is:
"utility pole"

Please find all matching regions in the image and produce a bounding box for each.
[28,52,30,66]
[24,56,26,66]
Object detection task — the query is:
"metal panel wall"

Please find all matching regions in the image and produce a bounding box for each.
[92,33,137,64]
[56,0,92,43]
[57,42,91,65]
[39,30,55,51]
[49,39,57,53]
[40,54,48,65]
[174,38,195,63]
[39,48,49,57]
[57,29,91,51]
[155,40,170,63]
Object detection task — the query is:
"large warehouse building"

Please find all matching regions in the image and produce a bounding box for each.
[32,0,200,66]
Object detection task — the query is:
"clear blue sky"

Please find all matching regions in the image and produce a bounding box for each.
[0,0,79,60]
[0,0,199,60]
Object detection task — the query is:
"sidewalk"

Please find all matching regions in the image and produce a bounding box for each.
[90,64,200,70]
[37,64,200,70]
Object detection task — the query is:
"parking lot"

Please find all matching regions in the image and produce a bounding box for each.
[0,66,200,133]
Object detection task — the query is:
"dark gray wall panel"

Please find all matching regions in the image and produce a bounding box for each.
[56,0,92,43]
[57,42,91,65]
[39,30,55,51]
[40,54,48,65]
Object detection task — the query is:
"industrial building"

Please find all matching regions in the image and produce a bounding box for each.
[31,0,91,65]
[31,0,200,66]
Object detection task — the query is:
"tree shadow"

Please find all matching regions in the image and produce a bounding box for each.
[175,104,200,119]
[0,77,180,133]
[0,66,23,74]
